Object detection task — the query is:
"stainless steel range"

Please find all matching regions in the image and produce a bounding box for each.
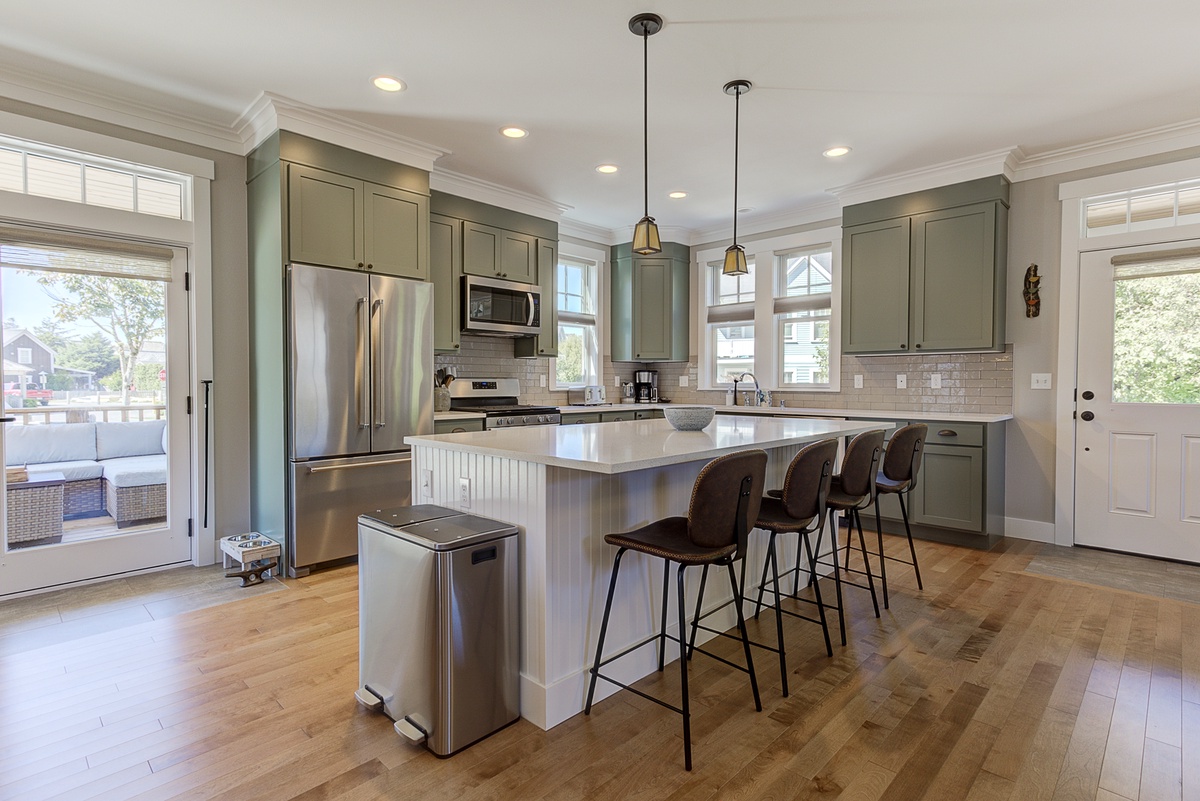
[448,378,561,428]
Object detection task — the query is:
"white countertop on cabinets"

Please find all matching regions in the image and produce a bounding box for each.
[713,405,1012,424]
[407,414,893,475]
[433,410,486,421]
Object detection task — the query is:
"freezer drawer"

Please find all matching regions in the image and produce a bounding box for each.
[289,453,412,569]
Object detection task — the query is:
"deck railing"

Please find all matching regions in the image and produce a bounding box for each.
[5,405,167,425]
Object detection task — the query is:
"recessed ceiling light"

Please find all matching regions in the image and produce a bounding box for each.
[823,146,851,158]
[500,127,528,139]
[595,164,619,174]
[372,75,406,93]
[668,191,687,199]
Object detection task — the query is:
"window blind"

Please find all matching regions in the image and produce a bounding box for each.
[0,225,174,282]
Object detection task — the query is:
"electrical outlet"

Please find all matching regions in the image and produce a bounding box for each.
[458,477,471,509]
[930,373,942,389]
[614,376,621,387]
[421,469,433,498]
[854,374,863,389]
[679,375,689,387]
[540,373,547,387]
[896,374,907,389]
[1031,373,1053,390]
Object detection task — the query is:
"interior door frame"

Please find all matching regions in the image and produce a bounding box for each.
[1055,156,1200,546]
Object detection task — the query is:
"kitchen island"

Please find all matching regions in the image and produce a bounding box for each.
[406,414,893,729]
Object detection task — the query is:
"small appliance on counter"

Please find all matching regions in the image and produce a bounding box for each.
[567,386,607,406]
[621,382,635,403]
[633,370,658,403]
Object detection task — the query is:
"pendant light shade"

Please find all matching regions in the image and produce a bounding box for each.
[630,13,663,255]
[722,80,752,276]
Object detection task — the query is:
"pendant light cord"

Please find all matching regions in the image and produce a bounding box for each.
[732,85,740,246]
[643,25,649,219]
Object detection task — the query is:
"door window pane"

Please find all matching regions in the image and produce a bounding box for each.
[1112,266,1200,404]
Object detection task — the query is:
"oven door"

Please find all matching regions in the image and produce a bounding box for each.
[462,275,540,336]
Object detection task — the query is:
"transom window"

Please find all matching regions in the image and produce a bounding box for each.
[1083,179,1200,237]
[0,136,190,220]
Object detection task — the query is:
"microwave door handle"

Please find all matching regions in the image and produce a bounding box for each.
[526,292,536,327]
[357,298,370,428]
[371,298,384,428]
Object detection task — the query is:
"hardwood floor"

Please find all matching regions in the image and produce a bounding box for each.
[1,536,1196,800]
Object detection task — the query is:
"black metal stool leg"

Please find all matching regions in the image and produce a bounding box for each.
[829,509,847,646]
[874,498,889,609]
[900,494,923,590]
[726,562,762,711]
[767,540,788,697]
[801,529,833,657]
[676,562,692,771]
[658,558,670,671]
[585,548,626,714]
[687,564,710,661]
[754,532,777,619]
[854,509,880,618]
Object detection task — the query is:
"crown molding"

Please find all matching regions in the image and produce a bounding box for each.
[430,169,571,222]
[236,92,449,170]
[558,217,617,246]
[830,148,1018,207]
[0,64,243,154]
[1012,117,1200,182]
[692,197,842,246]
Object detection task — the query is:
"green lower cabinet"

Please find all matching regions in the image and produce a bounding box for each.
[600,410,635,422]
[561,412,601,425]
[434,418,484,434]
[911,444,984,532]
[634,409,663,420]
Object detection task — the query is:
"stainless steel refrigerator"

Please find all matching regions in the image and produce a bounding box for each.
[287,262,433,572]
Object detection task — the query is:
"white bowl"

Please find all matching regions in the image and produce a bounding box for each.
[663,405,715,431]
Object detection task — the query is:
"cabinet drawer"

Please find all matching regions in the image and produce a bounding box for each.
[561,413,601,425]
[634,409,662,420]
[434,418,484,434]
[925,423,983,447]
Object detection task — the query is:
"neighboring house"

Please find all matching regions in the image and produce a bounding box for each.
[1,329,95,389]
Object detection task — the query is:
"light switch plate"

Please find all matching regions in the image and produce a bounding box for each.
[540,373,547,387]
[420,469,433,498]
[679,375,689,387]
[930,373,942,389]
[854,374,863,389]
[896,374,907,389]
[1031,373,1052,390]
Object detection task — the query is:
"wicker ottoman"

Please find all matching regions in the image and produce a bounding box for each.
[7,472,65,547]
[104,480,167,528]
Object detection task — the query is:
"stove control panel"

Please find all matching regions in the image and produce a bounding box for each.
[489,412,562,428]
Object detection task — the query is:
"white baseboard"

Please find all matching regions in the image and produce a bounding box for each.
[1004,517,1057,544]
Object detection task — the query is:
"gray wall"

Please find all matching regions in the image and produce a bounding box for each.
[0,98,251,543]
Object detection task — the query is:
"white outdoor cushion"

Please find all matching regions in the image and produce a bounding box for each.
[32,460,105,482]
[100,455,167,488]
[95,420,166,460]
[5,423,97,466]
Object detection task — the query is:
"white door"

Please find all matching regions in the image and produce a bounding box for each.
[0,243,192,595]
[1074,241,1200,561]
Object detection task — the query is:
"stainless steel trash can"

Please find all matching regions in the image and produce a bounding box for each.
[356,506,520,756]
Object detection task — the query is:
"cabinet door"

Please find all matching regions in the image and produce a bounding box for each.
[910,202,996,351]
[363,183,428,280]
[600,411,634,422]
[462,222,501,277]
[562,413,600,424]
[514,238,558,358]
[634,409,663,420]
[911,443,984,532]
[499,230,537,283]
[430,214,461,353]
[841,218,910,353]
[631,257,672,360]
[288,165,363,270]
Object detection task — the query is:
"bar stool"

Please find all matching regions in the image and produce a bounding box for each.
[816,429,884,645]
[844,423,927,609]
[584,449,767,771]
[749,438,840,695]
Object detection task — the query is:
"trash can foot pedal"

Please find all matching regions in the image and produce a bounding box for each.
[354,685,389,710]
[395,717,427,745]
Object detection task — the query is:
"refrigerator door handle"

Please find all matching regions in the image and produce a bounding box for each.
[526,292,536,327]
[357,297,370,428]
[372,298,385,427]
[307,455,410,474]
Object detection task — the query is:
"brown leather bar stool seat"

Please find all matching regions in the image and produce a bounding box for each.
[584,449,768,771]
[813,429,885,645]
[749,438,840,696]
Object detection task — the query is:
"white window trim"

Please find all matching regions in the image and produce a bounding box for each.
[550,241,607,391]
[0,112,216,569]
[696,225,841,392]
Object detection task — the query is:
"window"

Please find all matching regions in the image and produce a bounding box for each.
[16,347,31,364]
[1083,179,1200,237]
[696,226,840,392]
[554,254,601,387]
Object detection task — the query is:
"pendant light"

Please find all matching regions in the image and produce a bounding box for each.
[629,13,663,255]
[722,80,752,276]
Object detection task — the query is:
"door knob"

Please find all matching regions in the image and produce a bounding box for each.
[1080,411,1095,421]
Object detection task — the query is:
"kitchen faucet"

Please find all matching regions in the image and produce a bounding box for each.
[734,372,761,406]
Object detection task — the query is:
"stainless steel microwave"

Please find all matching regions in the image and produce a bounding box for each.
[461,275,541,336]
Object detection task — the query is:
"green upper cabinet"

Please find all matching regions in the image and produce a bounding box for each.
[287,164,428,280]
[462,221,537,283]
[841,175,1008,355]
[610,242,690,362]
[514,238,559,358]
[430,213,461,353]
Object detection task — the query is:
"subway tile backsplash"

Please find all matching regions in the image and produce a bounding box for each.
[436,337,1013,414]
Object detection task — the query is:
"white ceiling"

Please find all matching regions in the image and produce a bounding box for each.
[1,1,1199,238]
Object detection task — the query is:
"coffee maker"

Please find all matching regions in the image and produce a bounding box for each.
[633,370,658,403]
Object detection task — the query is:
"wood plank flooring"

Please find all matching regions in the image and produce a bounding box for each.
[1,536,1197,801]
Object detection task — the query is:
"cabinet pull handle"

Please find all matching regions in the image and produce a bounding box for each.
[915,343,922,349]
[937,429,957,437]
[900,344,907,350]
[358,262,365,269]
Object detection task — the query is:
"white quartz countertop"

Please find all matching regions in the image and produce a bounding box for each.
[713,406,1012,424]
[434,410,486,421]
[407,414,895,475]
